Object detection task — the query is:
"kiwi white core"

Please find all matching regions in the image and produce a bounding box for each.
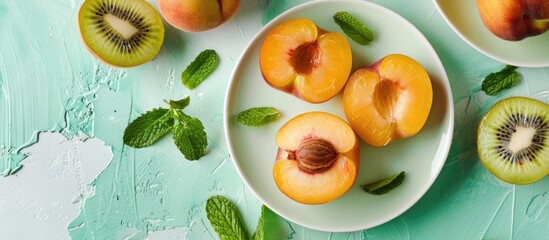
[104,14,138,39]
[508,126,537,153]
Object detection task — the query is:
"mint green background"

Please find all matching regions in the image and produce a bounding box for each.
[1,0,548,239]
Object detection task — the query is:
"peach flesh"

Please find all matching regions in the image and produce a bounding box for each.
[342,54,432,147]
[259,18,352,103]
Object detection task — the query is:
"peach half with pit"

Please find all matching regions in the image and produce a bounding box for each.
[259,18,353,104]
[273,111,360,204]
[342,54,433,147]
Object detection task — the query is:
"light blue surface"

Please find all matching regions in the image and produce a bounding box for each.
[0,0,548,239]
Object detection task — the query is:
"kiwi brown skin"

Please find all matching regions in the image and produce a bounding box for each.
[77,0,165,68]
[477,96,549,184]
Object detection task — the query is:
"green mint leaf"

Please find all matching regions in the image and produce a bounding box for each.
[123,108,173,148]
[181,49,219,89]
[333,11,374,45]
[168,96,190,110]
[252,205,285,240]
[235,107,281,127]
[481,65,520,96]
[361,171,405,195]
[252,216,263,240]
[172,112,207,160]
[206,195,249,240]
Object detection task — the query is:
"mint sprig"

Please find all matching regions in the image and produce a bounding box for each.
[481,65,520,96]
[123,96,208,160]
[206,195,249,240]
[333,11,374,45]
[182,49,219,89]
[235,107,281,127]
[361,171,406,195]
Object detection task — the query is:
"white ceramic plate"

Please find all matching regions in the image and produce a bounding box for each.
[224,0,454,232]
[433,0,549,68]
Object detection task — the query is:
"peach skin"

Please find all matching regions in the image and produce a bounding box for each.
[157,0,240,32]
[477,0,549,41]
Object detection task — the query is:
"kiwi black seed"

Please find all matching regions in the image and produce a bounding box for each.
[477,96,549,184]
[78,0,164,67]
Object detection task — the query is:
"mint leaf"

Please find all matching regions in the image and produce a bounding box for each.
[333,11,374,45]
[252,216,263,240]
[361,171,405,195]
[236,107,281,127]
[168,96,190,110]
[123,108,173,148]
[182,49,219,89]
[206,195,249,240]
[481,65,520,96]
[252,205,285,240]
[172,111,207,160]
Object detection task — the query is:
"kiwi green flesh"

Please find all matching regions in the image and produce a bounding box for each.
[78,0,164,67]
[477,96,549,184]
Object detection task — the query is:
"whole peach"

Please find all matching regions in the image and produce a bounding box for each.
[477,0,549,41]
[157,0,240,32]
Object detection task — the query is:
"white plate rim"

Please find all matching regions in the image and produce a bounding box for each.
[224,0,455,232]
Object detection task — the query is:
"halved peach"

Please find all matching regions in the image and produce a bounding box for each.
[273,111,360,204]
[342,54,433,146]
[259,18,352,103]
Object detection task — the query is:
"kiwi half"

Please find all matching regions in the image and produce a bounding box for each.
[78,0,164,67]
[477,96,549,184]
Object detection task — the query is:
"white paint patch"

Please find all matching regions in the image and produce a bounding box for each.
[0,132,111,239]
[145,227,187,240]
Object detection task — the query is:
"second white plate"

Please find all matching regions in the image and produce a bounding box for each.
[434,0,549,68]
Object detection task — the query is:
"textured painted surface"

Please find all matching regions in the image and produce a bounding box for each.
[1,0,548,239]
